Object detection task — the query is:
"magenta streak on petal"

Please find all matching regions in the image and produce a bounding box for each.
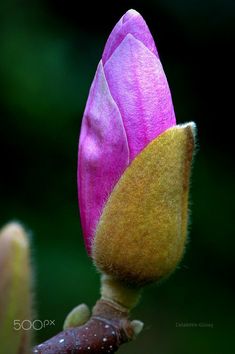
[78,61,129,253]
[102,9,158,65]
[103,34,176,161]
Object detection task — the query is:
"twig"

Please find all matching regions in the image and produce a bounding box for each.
[32,299,136,354]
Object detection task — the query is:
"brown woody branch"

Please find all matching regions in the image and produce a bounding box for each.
[32,299,136,354]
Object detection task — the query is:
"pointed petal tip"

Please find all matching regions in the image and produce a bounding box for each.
[102,9,158,65]
[122,9,140,23]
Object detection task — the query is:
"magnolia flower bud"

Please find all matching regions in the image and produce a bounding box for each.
[0,222,32,353]
[78,9,176,253]
[78,10,196,285]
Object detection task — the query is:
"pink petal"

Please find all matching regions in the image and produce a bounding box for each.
[104,34,176,160]
[78,61,129,253]
[102,9,158,65]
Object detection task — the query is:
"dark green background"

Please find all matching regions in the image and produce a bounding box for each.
[0,1,234,353]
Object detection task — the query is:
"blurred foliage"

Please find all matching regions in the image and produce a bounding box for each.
[0,0,234,353]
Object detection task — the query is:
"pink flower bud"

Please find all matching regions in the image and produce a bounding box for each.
[78,9,176,253]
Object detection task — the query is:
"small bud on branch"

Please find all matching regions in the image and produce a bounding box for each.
[0,222,32,354]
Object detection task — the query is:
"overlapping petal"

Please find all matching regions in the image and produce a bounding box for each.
[104,34,176,159]
[78,62,129,252]
[102,9,158,65]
